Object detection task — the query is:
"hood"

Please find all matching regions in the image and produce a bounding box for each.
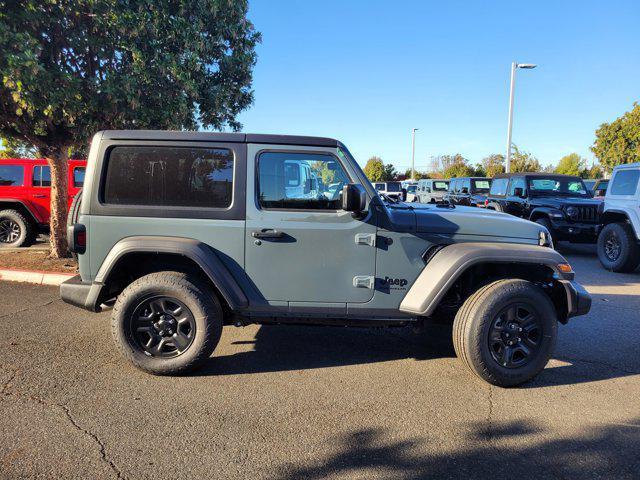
[410,204,542,239]
[530,196,602,208]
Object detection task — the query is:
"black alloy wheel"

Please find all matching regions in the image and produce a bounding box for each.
[603,229,621,262]
[132,296,196,358]
[488,303,542,369]
[0,219,21,244]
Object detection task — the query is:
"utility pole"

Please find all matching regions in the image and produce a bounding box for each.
[411,128,418,180]
[505,62,536,173]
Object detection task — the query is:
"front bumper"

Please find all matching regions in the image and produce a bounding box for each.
[549,219,599,240]
[60,275,103,312]
[558,279,591,320]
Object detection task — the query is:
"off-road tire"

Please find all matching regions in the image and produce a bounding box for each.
[597,222,640,273]
[0,209,36,248]
[453,279,557,387]
[67,189,82,259]
[111,271,223,375]
[534,217,557,248]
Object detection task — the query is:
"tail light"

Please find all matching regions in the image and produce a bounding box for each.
[68,224,86,254]
[484,199,489,207]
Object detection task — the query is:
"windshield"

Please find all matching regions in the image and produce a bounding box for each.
[433,181,448,191]
[407,185,417,193]
[528,177,589,197]
[472,179,491,192]
[386,182,401,192]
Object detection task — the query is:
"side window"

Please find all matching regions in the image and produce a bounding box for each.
[374,183,385,191]
[257,151,349,210]
[104,146,234,208]
[508,177,525,195]
[73,167,86,188]
[449,179,457,193]
[33,166,51,187]
[610,170,640,196]
[489,178,508,196]
[0,165,24,186]
[461,178,470,193]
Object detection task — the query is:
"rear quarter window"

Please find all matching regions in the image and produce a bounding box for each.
[103,146,234,208]
[610,170,640,196]
[0,165,24,186]
[489,178,509,196]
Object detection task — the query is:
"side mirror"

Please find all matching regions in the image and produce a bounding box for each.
[595,189,606,197]
[342,184,366,214]
[513,187,524,197]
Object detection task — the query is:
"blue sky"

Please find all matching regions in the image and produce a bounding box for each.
[237,0,639,171]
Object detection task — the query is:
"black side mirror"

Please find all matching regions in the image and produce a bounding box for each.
[342,184,366,214]
[513,187,524,197]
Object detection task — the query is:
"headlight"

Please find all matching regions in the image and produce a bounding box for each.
[539,229,553,248]
[565,206,579,220]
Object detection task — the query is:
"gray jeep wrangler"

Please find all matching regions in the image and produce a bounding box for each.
[61,130,591,387]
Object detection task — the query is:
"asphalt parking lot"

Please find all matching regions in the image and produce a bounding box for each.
[1,244,639,479]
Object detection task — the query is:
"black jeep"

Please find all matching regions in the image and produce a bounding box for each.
[485,173,602,245]
[444,177,492,207]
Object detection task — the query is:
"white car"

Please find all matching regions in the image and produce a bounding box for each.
[416,179,450,203]
[597,163,640,272]
[373,181,404,200]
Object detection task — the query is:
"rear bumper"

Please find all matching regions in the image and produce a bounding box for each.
[559,279,591,319]
[60,275,103,312]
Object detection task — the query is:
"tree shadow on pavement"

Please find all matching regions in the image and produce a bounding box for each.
[273,419,640,480]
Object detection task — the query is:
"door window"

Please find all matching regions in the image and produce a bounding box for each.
[257,151,350,210]
[0,165,24,186]
[460,178,470,193]
[489,178,509,196]
[508,177,526,196]
[33,166,51,187]
[610,170,640,196]
[73,167,86,187]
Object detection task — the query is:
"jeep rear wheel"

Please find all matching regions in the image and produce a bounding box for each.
[453,279,557,387]
[0,209,35,248]
[111,271,223,375]
[597,222,640,273]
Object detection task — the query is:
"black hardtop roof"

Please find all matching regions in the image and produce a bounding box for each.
[99,130,340,148]
[494,172,583,180]
[451,177,491,180]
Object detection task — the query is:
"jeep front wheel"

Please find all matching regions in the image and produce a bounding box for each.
[0,209,35,248]
[453,279,557,387]
[597,222,640,273]
[111,271,223,375]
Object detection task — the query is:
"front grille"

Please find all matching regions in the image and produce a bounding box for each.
[569,205,598,223]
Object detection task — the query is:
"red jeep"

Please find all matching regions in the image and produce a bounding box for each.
[0,158,86,247]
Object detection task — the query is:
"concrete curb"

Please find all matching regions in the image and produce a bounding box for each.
[0,268,75,286]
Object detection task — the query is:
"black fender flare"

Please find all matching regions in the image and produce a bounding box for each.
[96,236,248,310]
[529,206,562,222]
[0,198,41,224]
[399,242,573,317]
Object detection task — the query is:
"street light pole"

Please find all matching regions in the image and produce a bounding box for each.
[505,62,536,173]
[411,128,418,180]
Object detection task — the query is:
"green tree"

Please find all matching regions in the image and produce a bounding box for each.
[0,136,38,158]
[510,145,541,173]
[382,163,397,181]
[585,163,604,179]
[0,1,260,256]
[404,169,428,180]
[481,154,505,177]
[555,153,586,176]
[591,102,640,172]
[443,155,474,178]
[364,156,385,181]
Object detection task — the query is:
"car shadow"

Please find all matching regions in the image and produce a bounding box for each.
[271,419,640,479]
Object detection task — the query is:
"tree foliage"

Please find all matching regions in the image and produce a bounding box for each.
[591,102,640,171]
[555,153,586,177]
[0,135,38,158]
[509,145,541,173]
[481,154,505,177]
[0,0,260,256]
[442,154,474,178]
[364,156,397,181]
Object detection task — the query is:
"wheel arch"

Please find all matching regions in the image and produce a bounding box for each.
[400,242,572,320]
[529,207,559,222]
[0,199,42,224]
[96,236,248,312]
[600,209,631,226]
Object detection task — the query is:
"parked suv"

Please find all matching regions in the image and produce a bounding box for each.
[415,179,449,203]
[485,173,601,245]
[373,181,404,200]
[597,163,640,272]
[445,177,491,207]
[61,131,590,387]
[0,158,86,247]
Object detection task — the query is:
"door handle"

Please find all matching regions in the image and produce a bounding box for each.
[33,194,47,198]
[251,229,285,239]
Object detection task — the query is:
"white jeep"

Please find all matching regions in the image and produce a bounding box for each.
[597,163,640,272]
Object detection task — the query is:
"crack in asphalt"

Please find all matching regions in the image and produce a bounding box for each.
[0,299,56,321]
[1,369,126,480]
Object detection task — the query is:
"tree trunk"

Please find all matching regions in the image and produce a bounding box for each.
[46,150,69,258]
